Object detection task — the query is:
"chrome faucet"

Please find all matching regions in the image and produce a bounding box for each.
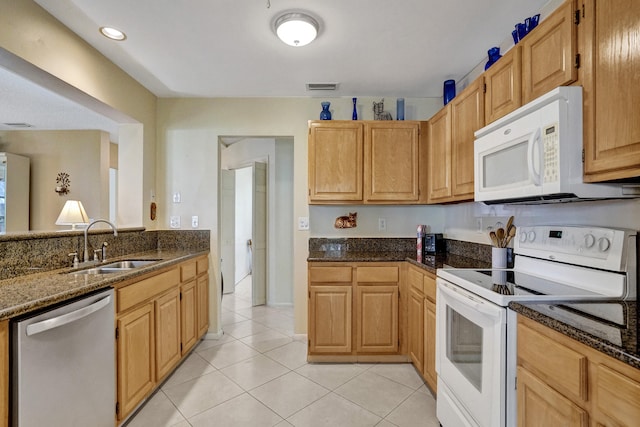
[84,219,118,262]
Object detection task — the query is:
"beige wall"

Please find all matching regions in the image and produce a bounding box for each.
[0,0,157,230]
[0,129,109,231]
[156,97,442,334]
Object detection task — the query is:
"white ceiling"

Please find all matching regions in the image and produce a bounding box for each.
[33,0,549,98]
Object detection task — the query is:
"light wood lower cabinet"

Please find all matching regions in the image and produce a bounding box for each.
[405,263,437,393]
[1,320,8,427]
[517,315,640,426]
[116,255,209,422]
[308,263,402,361]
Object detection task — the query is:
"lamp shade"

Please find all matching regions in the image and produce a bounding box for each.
[55,200,89,230]
[275,13,319,47]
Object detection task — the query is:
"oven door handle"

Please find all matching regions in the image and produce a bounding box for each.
[439,282,503,318]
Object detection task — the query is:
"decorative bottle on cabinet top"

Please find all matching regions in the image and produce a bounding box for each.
[352,98,358,120]
[320,102,332,120]
[485,47,502,70]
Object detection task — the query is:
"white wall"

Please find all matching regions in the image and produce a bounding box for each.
[234,166,252,282]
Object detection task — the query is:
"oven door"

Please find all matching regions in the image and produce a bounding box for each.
[436,279,506,427]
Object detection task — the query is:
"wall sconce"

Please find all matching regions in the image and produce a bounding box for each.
[55,172,71,195]
[55,200,89,230]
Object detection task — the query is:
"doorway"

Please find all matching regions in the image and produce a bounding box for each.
[218,137,294,308]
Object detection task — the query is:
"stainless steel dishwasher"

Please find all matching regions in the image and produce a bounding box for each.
[11,288,115,427]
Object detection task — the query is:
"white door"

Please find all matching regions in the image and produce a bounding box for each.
[220,169,236,295]
[252,162,267,306]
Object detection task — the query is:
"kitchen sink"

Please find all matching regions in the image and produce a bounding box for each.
[70,259,162,275]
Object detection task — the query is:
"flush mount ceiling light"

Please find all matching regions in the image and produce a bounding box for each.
[275,12,319,47]
[99,26,127,41]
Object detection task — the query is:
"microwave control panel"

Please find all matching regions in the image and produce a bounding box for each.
[543,123,559,183]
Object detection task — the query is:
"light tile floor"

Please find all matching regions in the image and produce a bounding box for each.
[126,275,440,426]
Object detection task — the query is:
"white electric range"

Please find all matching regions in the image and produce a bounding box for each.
[435,225,637,427]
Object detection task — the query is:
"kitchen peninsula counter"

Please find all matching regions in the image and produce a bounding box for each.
[0,249,209,321]
[510,300,640,370]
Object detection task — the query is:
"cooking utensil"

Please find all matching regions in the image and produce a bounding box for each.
[496,228,505,247]
[490,231,499,247]
[504,226,517,247]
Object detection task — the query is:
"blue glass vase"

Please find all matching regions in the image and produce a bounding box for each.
[443,80,456,105]
[352,98,358,120]
[396,98,405,120]
[485,47,502,70]
[320,102,331,120]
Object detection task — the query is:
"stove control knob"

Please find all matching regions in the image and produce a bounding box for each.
[527,231,536,242]
[584,234,596,248]
[519,231,528,243]
[598,237,611,252]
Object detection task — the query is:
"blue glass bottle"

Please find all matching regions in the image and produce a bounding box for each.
[485,47,502,70]
[320,102,331,120]
[396,98,405,120]
[443,80,456,105]
[352,98,358,120]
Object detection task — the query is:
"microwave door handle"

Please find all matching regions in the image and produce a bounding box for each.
[527,128,542,186]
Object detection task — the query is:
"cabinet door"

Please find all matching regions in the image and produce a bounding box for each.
[517,366,589,427]
[581,0,640,181]
[181,280,198,355]
[592,364,640,427]
[424,298,437,393]
[117,303,155,421]
[309,285,352,354]
[155,287,181,380]
[356,285,399,353]
[308,121,364,202]
[196,274,209,337]
[522,0,578,103]
[408,288,424,371]
[451,78,484,200]
[485,46,522,123]
[364,122,420,203]
[0,320,7,427]
[427,105,452,202]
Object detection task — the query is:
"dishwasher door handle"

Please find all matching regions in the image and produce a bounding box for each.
[26,294,112,336]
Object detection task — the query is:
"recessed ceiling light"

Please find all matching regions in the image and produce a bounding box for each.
[99,26,127,41]
[274,13,319,47]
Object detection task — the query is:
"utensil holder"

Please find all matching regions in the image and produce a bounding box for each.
[492,247,508,268]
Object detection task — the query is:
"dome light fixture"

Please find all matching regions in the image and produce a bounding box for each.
[275,12,319,47]
[99,26,127,41]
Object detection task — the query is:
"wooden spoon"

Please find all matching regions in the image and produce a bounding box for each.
[490,231,499,247]
[504,226,517,247]
[506,216,514,234]
[496,228,505,247]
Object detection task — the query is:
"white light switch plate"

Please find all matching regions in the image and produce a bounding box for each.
[172,192,181,203]
[192,216,198,228]
[170,216,180,228]
[298,216,309,230]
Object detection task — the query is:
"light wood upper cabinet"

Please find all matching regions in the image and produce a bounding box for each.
[522,0,578,103]
[451,77,485,199]
[581,0,640,181]
[428,77,484,203]
[308,121,364,203]
[364,122,422,203]
[309,121,427,204]
[485,46,522,124]
[427,106,452,201]
[1,320,7,427]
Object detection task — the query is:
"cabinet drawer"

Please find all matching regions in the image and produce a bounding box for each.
[118,268,181,313]
[309,266,352,283]
[407,267,424,294]
[196,257,209,275]
[423,273,436,302]
[518,321,588,402]
[356,266,399,283]
[180,261,197,282]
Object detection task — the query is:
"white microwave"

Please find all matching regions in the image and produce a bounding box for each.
[474,86,639,204]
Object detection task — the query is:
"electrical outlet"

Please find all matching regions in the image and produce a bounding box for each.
[172,192,181,203]
[170,216,180,228]
[191,215,198,228]
[298,216,309,230]
[477,218,483,233]
[378,218,387,231]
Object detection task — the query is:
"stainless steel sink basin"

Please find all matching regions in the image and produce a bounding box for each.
[70,259,162,275]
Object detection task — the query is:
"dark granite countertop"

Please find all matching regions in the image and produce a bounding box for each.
[0,249,209,321]
[510,301,640,370]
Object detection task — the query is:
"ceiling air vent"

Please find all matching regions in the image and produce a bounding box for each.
[306,83,339,91]
[3,122,34,128]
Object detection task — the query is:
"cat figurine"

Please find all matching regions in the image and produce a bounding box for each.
[334,212,357,229]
